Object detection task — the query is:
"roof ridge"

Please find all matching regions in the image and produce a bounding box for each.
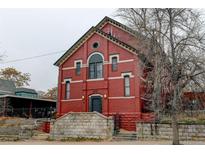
[94,28,140,53]
[96,16,144,38]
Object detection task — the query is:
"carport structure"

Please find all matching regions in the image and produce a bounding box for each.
[0,95,56,118]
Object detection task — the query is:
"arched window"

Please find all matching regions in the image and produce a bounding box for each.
[88,53,103,79]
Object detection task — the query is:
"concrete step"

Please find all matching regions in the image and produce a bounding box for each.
[113,132,137,141]
[32,130,49,140]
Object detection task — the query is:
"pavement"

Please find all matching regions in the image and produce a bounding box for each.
[0,139,205,145]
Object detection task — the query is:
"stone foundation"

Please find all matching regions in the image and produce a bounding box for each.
[50,112,114,140]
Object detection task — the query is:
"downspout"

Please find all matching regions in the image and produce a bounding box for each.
[58,66,62,116]
[106,39,110,132]
[85,42,88,112]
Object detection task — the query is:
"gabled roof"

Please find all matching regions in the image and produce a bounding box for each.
[54,26,95,66]
[96,16,144,39]
[15,88,37,94]
[54,17,152,67]
[0,79,16,95]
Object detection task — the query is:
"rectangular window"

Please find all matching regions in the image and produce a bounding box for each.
[112,57,118,71]
[76,62,81,75]
[96,62,103,78]
[124,75,130,96]
[89,62,103,79]
[89,63,95,79]
[65,81,70,99]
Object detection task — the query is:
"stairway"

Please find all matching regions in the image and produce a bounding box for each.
[112,131,137,141]
[31,130,49,140]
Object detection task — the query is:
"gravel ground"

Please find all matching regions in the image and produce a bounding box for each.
[0,139,205,145]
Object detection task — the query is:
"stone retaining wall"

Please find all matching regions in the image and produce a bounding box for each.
[50,112,114,140]
[136,122,205,141]
[0,118,37,140]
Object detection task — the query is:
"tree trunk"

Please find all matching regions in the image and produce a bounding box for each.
[171,87,180,145]
[172,112,179,145]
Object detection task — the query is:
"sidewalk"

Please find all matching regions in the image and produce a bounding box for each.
[0,139,204,145]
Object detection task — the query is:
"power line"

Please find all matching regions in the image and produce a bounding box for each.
[0,50,65,64]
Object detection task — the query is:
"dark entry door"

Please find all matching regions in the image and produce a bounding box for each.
[89,96,102,113]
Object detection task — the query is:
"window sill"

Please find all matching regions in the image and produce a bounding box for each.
[86,78,104,81]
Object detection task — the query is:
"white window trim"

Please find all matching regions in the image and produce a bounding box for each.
[109,54,119,63]
[62,79,83,84]
[89,94,103,97]
[118,59,134,63]
[121,72,134,78]
[87,52,104,65]
[108,76,123,80]
[61,98,82,102]
[108,72,134,80]
[64,78,71,83]
[86,78,104,82]
[108,96,135,99]
[62,67,75,70]
[74,60,83,68]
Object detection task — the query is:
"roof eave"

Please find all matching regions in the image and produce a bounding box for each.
[54,26,96,66]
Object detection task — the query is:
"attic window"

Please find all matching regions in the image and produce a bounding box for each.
[92,42,99,49]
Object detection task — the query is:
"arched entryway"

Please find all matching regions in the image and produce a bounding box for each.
[89,94,102,113]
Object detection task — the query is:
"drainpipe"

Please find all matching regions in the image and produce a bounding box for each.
[107,39,110,117]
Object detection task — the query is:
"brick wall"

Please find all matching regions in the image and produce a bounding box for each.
[136,122,205,141]
[50,112,114,140]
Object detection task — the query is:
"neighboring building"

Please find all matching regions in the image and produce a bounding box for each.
[0,79,16,96]
[183,92,205,110]
[15,88,38,98]
[54,16,154,131]
[0,79,56,118]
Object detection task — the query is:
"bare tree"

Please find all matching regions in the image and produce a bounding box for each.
[116,8,205,144]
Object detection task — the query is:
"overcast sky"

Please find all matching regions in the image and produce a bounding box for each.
[0,8,116,91]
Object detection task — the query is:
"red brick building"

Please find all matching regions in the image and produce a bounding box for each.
[54,17,154,131]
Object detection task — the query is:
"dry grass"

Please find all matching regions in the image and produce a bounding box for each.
[160,112,205,124]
